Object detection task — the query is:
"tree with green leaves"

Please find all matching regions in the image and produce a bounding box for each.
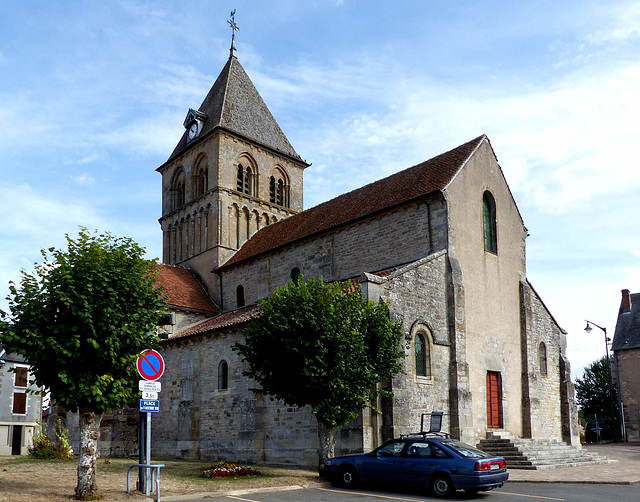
[234,277,405,472]
[0,229,165,499]
[575,356,617,421]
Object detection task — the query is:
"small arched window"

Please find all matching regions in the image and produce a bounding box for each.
[269,176,276,203]
[415,333,431,377]
[236,163,254,195]
[276,179,284,206]
[237,164,245,192]
[195,168,208,196]
[244,166,252,195]
[483,191,497,254]
[218,360,228,391]
[539,342,548,376]
[269,169,289,207]
[236,285,245,308]
[171,169,187,211]
[291,267,301,285]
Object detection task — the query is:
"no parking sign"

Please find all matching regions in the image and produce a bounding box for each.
[137,349,165,381]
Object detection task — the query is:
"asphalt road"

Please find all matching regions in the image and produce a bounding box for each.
[175,482,639,502]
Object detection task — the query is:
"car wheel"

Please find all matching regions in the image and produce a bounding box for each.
[337,465,359,488]
[430,473,453,498]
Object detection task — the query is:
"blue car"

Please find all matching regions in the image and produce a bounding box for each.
[322,433,508,498]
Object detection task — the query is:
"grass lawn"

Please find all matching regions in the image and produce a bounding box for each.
[0,456,321,501]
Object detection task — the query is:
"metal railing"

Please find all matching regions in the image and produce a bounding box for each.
[126,463,165,501]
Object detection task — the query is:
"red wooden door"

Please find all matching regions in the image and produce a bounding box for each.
[486,371,502,428]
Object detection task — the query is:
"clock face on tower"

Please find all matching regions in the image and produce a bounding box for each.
[188,122,198,140]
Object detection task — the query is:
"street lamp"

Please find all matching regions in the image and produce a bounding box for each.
[584,320,618,441]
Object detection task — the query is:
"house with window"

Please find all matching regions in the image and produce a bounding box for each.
[611,289,640,441]
[148,42,580,466]
[0,345,41,455]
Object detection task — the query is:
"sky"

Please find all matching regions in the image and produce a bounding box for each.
[1,1,639,380]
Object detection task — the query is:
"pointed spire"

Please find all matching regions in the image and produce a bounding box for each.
[227,9,239,59]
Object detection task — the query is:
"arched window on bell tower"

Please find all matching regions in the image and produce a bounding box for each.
[269,166,290,207]
[236,159,257,197]
[193,155,208,198]
[171,168,186,211]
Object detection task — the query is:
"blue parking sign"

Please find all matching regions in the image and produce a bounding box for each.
[140,399,159,413]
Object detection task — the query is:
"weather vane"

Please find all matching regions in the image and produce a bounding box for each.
[228,9,239,40]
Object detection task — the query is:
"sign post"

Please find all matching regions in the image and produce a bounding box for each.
[136,349,164,496]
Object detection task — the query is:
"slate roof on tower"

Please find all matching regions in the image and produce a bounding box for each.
[612,291,640,351]
[163,54,303,166]
[220,134,488,269]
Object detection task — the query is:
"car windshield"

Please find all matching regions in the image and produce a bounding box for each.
[443,440,488,459]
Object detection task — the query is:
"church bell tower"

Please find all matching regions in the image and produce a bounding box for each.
[156,17,309,304]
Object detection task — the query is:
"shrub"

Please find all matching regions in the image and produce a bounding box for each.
[54,418,74,459]
[28,423,56,460]
[28,420,74,460]
[200,461,261,479]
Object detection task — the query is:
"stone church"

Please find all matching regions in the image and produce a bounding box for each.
[149,40,580,466]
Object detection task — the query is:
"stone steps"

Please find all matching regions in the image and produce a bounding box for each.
[477,431,613,470]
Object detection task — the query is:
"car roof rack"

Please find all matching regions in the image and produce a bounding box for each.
[400,431,453,439]
[400,412,453,439]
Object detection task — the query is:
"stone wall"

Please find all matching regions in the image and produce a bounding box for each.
[444,140,528,441]
[154,331,321,466]
[374,253,453,440]
[520,281,562,439]
[519,280,579,445]
[615,348,640,441]
[154,251,458,465]
[220,196,447,311]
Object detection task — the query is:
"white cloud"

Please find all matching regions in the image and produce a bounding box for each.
[71,172,96,186]
[586,2,640,44]
[283,52,640,214]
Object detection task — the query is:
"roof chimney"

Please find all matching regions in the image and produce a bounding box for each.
[622,289,632,313]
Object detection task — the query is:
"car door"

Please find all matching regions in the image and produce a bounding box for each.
[393,441,437,484]
[359,440,406,483]
[431,443,460,476]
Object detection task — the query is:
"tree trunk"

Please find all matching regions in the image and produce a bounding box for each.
[75,409,103,499]
[317,419,334,475]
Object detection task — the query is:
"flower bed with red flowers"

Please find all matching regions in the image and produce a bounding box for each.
[200,461,262,479]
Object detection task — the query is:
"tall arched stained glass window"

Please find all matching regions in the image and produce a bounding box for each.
[415,333,431,377]
[483,191,497,254]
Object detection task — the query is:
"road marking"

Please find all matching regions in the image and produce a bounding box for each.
[227,487,566,502]
[496,491,565,501]
[317,486,432,501]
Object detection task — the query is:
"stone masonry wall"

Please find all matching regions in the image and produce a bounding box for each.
[154,331,320,466]
[221,197,447,311]
[520,281,571,441]
[383,254,453,438]
[615,348,640,441]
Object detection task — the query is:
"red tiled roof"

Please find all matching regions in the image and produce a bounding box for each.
[166,304,260,341]
[154,264,218,314]
[221,135,486,269]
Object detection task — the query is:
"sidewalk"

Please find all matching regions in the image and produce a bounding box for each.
[508,442,640,484]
